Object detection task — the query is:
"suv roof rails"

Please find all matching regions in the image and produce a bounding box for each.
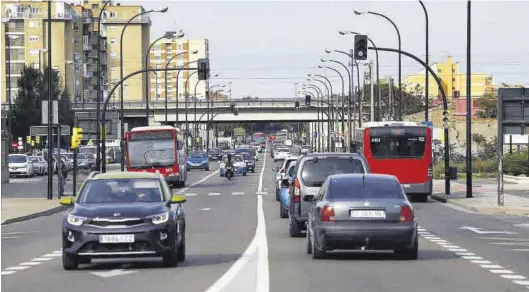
[87,171,100,180]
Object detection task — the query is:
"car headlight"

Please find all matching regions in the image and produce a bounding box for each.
[148,212,169,225]
[67,214,87,226]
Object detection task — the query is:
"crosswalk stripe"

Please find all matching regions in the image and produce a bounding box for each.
[0,271,16,275]
[6,266,30,271]
[231,192,244,195]
[208,193,221,196]
[184,193,197,196]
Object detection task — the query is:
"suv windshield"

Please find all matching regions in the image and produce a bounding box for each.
[328,178,404,199]
[8,155,27,163]
[79,178,164,204]
[301,158,365,187]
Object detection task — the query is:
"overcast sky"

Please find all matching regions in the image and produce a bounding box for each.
[124,0,528,98]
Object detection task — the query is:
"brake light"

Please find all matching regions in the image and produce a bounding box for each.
[280,168,286,173]
[427,165,433,177]
[294,178,300,203]
[399,205,414,223]
[321,205,335,222]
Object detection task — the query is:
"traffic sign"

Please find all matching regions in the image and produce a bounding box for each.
[30,125,71,136]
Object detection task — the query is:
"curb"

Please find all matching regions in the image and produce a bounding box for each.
[431,193,529,216]
[1,205,69,225]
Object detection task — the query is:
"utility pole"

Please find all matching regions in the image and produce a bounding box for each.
[47,0,53,200]
[466,0,473,198]
[368,61,375,122]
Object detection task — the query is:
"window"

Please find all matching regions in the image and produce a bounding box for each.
[109,11,117,18]
[92,4,99,9]
[369,127,427,159]
[300,158,365,187]
[110,38,116,45]
[156,64,162,69]
[111,66,117,72]
[110,52,117,59]
[328,178,405,199]
[29,21,38,28]
[154,55,161,60]
[437,69,442,73]
[155,43,162,50]
[29,49,39,56]
[109,26,116,31]
[177,44,183,50]
[29,35,39,42]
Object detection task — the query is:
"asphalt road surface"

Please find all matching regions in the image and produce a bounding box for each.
[2,151,529,292]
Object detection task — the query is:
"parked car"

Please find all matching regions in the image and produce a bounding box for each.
[305,173,418,260]
[186,152,210,171]
[8,154,34,177]
[279,163,297,218]
[273,156,299,201]
[288,153,370,237]
[29,156,47,175]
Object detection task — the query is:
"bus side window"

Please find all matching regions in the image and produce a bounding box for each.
[177,140,183,150]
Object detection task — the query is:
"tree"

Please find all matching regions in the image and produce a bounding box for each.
[476,92,497,118]
[9,65,73,144]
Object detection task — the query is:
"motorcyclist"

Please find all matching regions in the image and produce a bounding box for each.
[225,153,234,169]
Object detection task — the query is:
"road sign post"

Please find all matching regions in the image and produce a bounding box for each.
[497,87,529,206]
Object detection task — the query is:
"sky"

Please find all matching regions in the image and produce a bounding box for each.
[124,0,529,98]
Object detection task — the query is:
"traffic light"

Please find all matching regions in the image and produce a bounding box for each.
[230,103,235,113]
[71,127,84,149]
[197,58,210,81]
[35,136,40,144]
[26,136,32,144]
[354,34,368,60]
[295,100,300,109]
[234,108,239,116]
[305,95,311,106]
[442,110,450,129]
[100,125,108,140]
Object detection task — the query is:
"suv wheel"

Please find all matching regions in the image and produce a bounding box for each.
[62,253,78,270]
[288,216,303,237]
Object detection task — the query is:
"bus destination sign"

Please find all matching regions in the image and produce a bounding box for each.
[129,130,173,141]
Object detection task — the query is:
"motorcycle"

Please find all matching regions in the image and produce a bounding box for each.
[225,166,234,180]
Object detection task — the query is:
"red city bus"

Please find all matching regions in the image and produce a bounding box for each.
[125,126,187,187]
[253,132,266,148]
[354,121,433,202]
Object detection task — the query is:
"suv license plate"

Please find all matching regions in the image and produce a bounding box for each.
[99,234,135,243]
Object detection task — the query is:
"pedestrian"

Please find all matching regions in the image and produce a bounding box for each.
[58,160,68,196]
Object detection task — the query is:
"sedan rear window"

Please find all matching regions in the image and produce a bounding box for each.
[278,148,289,152]
[301,158,365,187]
[328,178,404,199]
[79,178,164,204]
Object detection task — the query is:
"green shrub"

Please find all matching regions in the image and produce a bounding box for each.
[503,152,529,176]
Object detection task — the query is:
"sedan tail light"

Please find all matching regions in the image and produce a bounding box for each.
[294,178,301,203]
[280,168,286,173]
[321,205,335,222]
[399,205,414,223]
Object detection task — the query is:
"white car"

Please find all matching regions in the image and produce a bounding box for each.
[273,156,299,200]
[273,147,291,162]
[8,154,34,177]
[29,156,47,175]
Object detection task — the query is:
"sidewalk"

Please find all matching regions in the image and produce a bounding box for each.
[1,197,69,225]
[432,180,529,216]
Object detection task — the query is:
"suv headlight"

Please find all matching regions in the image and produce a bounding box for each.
[67,214,88,226]
[148,212,169,225]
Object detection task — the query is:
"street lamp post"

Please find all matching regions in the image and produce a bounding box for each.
[306,80,331,151]
[354,10,402,120]
[318,65,345,141]
[2,22,20,145]
[309,74,336,151]
[207,84,225,150]
[165,50,198,123]
[184,71,198,151]
[96,0,111,171]
[419,0,430,122]
[119,7,168,171]
[304,86,325,151]
[175,60,198,128]
[144,30,183,123]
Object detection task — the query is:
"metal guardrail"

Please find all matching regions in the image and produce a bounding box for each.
[70,98,327,110]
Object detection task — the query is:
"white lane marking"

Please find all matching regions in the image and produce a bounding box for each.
[179,169,220,193]
[197,208,212,211]
[490,242,529,246]
[32,257,52,261]
[184,193,197,197]
[419,227,529,289]
[52,250,62,254]
[442,202,477,214]
[2,236,24,239]
[207,192,221,196]
[490,269,514,274]
[256,196,269,292]
[42,253,62,257]
[6,266,30,271]
[512,249,529,251]
[205,148,268,292]
[0,271,16,275]
[2,231,39,235]
[232,192,245,196]
[19,262,42,266]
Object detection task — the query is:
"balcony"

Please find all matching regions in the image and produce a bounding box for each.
[103,14,151,24]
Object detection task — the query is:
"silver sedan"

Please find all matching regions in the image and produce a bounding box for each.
[305,173,418,260]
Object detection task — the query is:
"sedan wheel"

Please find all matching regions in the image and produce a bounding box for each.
[177,231,186,262]
[306,228,312,254]
[311,231,326,259]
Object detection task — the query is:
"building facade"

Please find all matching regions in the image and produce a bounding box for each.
[403,56,494,100]
[149,39,209,101]
[1,0,150,107]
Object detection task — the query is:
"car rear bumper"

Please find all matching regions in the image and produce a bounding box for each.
[402,181,432,195]
[187,164,208,170]
[314,223,417,251]
[62,224,177,258]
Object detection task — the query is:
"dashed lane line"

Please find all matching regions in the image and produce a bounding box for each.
[1,250,62,276]
[418,227,529,289]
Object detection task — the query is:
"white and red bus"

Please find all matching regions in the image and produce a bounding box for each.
[353,121,433,202]
[253,132,266,148]
[125,125,187,187]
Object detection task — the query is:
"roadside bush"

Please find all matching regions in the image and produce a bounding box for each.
[503,152,529,176]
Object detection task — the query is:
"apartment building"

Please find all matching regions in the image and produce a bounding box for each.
[149,39,209,101]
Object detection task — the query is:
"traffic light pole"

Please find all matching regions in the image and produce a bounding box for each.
[73,148,77,197]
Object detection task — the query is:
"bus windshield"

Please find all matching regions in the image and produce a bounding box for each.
[128,136,175,168]
[369,127,426,159]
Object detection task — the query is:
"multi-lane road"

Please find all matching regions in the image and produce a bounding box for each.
[2,149,529,291]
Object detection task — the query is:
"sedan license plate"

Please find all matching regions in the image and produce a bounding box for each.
[402,184,411,188]
[99,234,135,243]
[350,210,386,219]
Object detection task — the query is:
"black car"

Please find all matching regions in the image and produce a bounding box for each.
[207,148,222,160]
[60,171,187,270]
[240,152,256,172]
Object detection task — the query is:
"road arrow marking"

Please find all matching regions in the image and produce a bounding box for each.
[90,264,137,278]
[459,226,519,235]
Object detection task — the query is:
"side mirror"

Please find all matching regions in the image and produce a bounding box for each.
[281,178,290,188]
[303,195,315,202]
[169,194,186,205]
[60,197,74,206]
